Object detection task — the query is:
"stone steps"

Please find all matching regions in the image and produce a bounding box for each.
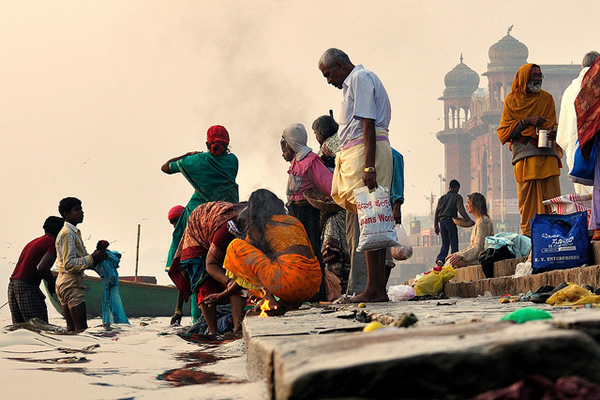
[444,241,600,298]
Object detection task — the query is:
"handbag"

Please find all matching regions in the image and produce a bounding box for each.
[354,186,400,252]
[569,137,597,186]
[531,211,589,273]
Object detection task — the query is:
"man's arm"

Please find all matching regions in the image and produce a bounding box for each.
[390,149,404,224]
[456,195,473,222]
[362,118,377,190]
[393,200,402,225]
[37,252,57,295]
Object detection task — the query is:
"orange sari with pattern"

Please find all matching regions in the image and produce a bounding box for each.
[223,215,322,303]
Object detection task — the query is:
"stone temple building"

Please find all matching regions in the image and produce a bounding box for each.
[436,27,580,232]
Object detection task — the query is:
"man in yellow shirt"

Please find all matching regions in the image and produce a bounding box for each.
[497,64,562,236]
[55,197,107,332]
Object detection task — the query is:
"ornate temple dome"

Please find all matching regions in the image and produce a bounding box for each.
[488,26,528,71]
[441,54,480,98]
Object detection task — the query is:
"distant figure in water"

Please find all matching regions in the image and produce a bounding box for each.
[55,197,108,332]
[208,189,322,312]
[161,125,239,324]
[8,216,64,324]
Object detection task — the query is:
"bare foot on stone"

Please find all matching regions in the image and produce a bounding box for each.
[340,291,389,304]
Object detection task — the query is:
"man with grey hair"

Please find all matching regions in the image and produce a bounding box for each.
[318,48,393,303]
[557,50,600,194]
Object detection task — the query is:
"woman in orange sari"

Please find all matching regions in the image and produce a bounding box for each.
[205,189,322,310]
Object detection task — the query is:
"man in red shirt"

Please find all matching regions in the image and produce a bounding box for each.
[8,216,64,323]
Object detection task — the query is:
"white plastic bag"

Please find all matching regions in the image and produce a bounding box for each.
[354,186,400,252]
[387,285,415,301]
[512,261,533,278]
[391,224,413,260]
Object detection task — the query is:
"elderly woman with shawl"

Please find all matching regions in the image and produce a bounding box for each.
[161,125,239,323]
[497,64,562,237]
[169,201,247,334]
[280,123,333,300]
[207,189,322,311]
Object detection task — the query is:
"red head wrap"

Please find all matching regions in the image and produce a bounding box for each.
[206,125,230,156]
[206,125,230,144]
[168,205,185,222]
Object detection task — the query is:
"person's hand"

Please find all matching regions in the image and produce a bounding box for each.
[393,201,402,225]
[96,240,109,251]
[91,250,107,264]
[446,254,462,266]
[522,116,548,128]
[362,171,378,190]
[434,226,440,235]
[322,247,339,264]
[547,128,557,141]
[203,292,226,306]
[170,312,182,326]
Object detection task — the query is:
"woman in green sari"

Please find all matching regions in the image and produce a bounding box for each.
[161,125,239,323]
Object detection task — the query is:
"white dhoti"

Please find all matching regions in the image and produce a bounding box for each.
[331,130,393,214]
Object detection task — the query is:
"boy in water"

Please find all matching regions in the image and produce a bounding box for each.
[55,197,107,332]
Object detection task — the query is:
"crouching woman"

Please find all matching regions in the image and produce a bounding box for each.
[206,189,322,311]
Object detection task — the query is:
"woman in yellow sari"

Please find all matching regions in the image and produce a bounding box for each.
[205,189,322,310]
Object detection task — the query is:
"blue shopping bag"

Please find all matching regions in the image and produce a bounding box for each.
[531,211,589,273]
[569,137,597,186]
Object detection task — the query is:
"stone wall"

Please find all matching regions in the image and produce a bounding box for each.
[444,241,600,298]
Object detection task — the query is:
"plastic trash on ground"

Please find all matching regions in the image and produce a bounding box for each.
[546,284,600,306]
[513,261,533,278]
[500,307,553,323]
[387,285,415,301]
[413,265,457,296]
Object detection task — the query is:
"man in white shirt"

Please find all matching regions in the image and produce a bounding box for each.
[557,51,600,194]
[56,197,106,332]
[319,48,393,303]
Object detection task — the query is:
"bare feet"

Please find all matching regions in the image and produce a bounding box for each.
[339,290,389,304]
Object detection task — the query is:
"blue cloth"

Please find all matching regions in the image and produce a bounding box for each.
[94,250,129,325]
[180,255,207,324]
[483,232,531,258]
[390,148,404,205]
[436,218,458,263]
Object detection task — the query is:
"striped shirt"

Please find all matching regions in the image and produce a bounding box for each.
[55,222,93,274]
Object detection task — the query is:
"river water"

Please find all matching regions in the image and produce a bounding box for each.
[0,311,268,399]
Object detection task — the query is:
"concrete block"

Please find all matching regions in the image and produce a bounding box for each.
[270,323,600,400]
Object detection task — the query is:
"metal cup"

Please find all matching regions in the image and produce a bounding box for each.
[538,129,550,148]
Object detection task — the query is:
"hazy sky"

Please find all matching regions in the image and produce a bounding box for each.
[1,1,599,286]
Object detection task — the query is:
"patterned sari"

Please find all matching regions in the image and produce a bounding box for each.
[223,215,322,303]
[168,201,241,300]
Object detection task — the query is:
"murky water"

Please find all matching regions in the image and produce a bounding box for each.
[0,313,267,399]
